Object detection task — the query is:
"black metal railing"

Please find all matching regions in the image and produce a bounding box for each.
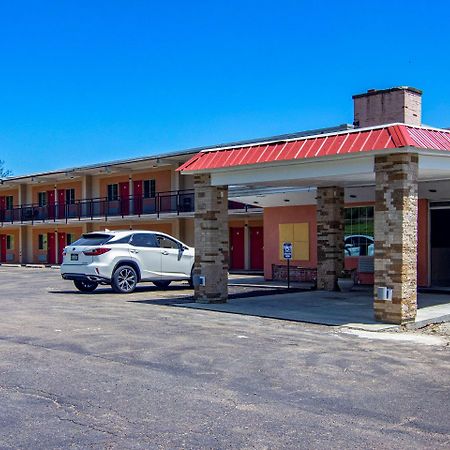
[0,190,196,225]
[0,191,264,226]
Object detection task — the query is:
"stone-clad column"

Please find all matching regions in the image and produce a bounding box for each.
[194,174,229,303]
[316,186,345,290]
[374,153,418,324]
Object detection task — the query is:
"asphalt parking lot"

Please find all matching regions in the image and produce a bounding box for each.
[0,266,449,449]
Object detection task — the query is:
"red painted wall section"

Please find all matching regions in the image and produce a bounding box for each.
[229,227,245,270]
[344,257,373,284]
[417,198,429,287]
[47,232,56,265]
[250,226,264,270]
[263,205,317,279]
[0,234,6,262]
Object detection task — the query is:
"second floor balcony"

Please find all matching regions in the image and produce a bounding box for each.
[0,190,262,225]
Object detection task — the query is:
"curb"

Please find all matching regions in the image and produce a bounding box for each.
[0,263,60,269]
[404,314,450,330]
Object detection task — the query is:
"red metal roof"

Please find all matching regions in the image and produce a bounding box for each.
[178,124,450,173]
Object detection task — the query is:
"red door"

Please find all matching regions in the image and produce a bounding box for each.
[47,190,55,220]
[58,232,66,264]
[229,227,245,270]
[133,180,143,215]
[57,189,65,219]
[47,232,56,265]
[0,196,5,222]
[0,234,6,262]
[250,227,264,270]
[119,182,129,216]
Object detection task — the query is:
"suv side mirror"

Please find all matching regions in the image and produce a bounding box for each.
[177,244,186,261]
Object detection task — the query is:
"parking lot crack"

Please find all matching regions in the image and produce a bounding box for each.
[56,416,121,438]
[0,383,155,441]
[0,384,132,438]
[0,384,68,409]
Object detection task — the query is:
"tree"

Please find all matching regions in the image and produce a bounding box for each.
[0,160,12,178]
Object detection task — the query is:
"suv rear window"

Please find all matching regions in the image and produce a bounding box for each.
[108,235,132,245]
[71,234,113,246]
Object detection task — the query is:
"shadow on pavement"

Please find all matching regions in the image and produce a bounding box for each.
[130,298,195,305]
[49,284,193,295]
[127,288,306,306]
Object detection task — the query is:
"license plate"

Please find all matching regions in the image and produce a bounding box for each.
[71,254,79,261]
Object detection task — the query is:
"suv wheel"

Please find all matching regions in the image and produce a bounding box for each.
[152,280,171,289]
[112,265,138,294]
[74,280,98,293]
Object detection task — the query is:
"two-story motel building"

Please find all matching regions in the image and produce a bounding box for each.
[0,143,269,268]
[1,86,450,324]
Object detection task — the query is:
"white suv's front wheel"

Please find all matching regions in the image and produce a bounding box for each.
[112,265,138,294]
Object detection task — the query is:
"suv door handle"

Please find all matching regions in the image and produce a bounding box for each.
[130,249,139,254]
[162,251,169,255]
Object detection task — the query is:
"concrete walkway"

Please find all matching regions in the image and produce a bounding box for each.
[178,287,450,331]
[228,273,315,289]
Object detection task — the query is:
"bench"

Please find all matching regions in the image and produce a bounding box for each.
[272,264,317,283]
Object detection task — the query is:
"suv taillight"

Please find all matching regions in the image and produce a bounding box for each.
[83,248,111,256]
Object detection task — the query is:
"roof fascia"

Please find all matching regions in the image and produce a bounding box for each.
[181,146,425,176]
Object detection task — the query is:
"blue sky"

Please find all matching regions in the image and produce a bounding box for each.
[0,0,449,175]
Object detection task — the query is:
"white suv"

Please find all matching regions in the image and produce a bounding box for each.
[61,230,195,293]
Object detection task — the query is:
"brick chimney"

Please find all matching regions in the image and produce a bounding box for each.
[353,86,422,127]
